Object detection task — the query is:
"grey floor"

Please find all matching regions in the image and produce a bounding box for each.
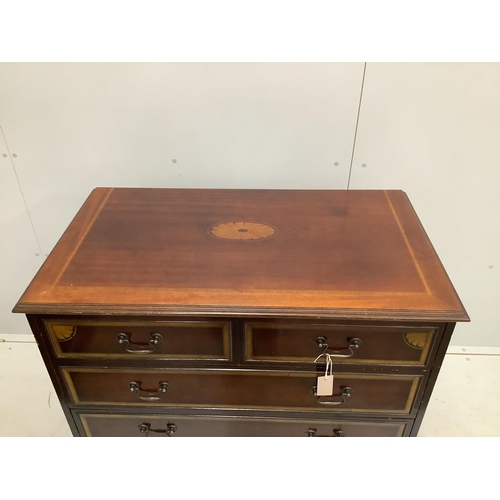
[1,335,499,437]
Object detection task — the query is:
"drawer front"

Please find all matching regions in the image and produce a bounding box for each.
[63,368,421,415]
[77,412,410,437]
[245,322,437,366]
[45,319,231,360]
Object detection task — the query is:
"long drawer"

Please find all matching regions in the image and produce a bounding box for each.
[44,319,231,360]
[245,321,438,366]
[75,412,412,437]
[62,368,422,415]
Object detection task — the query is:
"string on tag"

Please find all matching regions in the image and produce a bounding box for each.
[314,352,333,379]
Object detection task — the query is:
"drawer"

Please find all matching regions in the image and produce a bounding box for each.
[45,319,231,360]
[245,322,438,366]
[62,368,421,415]
[76,412,411,437]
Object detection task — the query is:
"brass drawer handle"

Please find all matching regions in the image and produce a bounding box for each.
[315,336,362,358]
[310,386,353,406]
[117,332,163,353]
[128,381,170,401]
[306,428,345,437]
[139,423,177,436]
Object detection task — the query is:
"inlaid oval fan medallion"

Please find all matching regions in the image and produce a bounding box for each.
[208,221,277,241]
[52,324,77,342]
[403,332,428,350]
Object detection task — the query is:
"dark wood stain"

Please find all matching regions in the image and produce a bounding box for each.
[13,188,469,322]
[15,188,468,437]
[78,413,411,437]
[46,319,229,359]
[246,322,437,366]
[64,368,420,415]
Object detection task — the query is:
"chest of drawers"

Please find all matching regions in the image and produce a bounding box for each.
[14,188,468,437]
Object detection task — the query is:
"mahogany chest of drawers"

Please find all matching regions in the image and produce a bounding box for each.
[14,188,469,437]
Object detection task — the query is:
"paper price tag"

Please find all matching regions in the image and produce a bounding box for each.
[315,352,334,396]
[316,374,334,396]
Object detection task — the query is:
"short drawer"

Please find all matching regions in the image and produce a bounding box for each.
[45,319,231,360]
[76,412,411,437]
[62,368,422,415]
[245,322,438,366]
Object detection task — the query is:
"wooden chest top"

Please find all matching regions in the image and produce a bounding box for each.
[13,188,468,321]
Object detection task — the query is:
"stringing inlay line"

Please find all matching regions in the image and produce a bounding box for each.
[384,191,432,295]
[52,188,114,288]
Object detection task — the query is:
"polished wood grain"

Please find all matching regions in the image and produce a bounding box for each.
[246,322,437,366]
[77,413,410,437]
[13,188,469,322]
[17,188,468,437]
[62,368,421,414]
[45,318,230,360]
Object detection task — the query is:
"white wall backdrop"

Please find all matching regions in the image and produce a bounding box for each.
[0,62,498,346]
[0,131,43,335]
